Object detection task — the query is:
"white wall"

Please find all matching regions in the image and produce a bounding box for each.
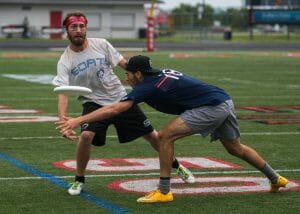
[0,4,147,39]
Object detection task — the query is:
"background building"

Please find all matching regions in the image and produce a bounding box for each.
[0,0,159,39]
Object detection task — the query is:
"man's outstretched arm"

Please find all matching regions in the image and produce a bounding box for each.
[56,100,134,135]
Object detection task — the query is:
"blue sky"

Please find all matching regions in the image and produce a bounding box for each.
[160,0,243,10]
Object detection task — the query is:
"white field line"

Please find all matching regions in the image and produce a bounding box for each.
[0,169,299,181]
[0,132,298,141]
[0,131,300,141]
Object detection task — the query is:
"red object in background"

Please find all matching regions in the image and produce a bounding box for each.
[155,14,167,24]
[50,11,62,39]
[146,16,155,52]
[275,0,281,5]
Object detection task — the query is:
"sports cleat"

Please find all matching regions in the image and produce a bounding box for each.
[137,189,173,203]
[68,181,84,195]
[176,164,195,183]
[270,176,288,193]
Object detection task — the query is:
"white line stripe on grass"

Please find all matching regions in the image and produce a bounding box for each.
[1,132,300,141]
[1,169,299,181]
[0,135,116,140]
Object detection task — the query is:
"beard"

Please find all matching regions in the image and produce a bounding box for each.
[68,32,86,46]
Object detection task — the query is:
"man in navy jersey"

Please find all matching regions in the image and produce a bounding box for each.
[57,55,288,203]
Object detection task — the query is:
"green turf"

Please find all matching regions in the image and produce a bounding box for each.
[0,50,299,214]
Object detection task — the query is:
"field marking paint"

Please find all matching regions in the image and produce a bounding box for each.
[1,74,132,90]
[0,116,58,123]
[1,131,300,141]
[0,109,42,113]
[109,176,300,195]
[0,151,131,214]
[1,169,300,181]
[2,74,54,85]
[169,52,300,59]
[219,77,300,89]
[53,157,241,172]
[0,105,59,123]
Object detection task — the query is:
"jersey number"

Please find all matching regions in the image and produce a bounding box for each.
[162,69,183,80]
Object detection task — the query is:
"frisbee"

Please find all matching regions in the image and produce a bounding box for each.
[53,86,92,96]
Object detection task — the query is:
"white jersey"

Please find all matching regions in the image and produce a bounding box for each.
[52,38,127,105]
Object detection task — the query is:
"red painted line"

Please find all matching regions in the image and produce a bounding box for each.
[243,106,277,113]
[239,115,300,119]
[258,120,300,125]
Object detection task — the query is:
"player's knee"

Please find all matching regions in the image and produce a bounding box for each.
[157,131,174,143]
[222,138,244,157]
[227,146,244,157]
[80,131,94,143]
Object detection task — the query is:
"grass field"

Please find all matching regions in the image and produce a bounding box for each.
[0,49,299,214]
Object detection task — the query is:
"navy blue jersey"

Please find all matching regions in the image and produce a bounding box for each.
[123,69,230,115]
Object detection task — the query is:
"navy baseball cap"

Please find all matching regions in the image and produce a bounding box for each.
[126,55,160,73]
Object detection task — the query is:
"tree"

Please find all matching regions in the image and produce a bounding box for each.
[214,8,248,30]
[170,3,214,29]
[170,3,248,30]
[199,5,214,27]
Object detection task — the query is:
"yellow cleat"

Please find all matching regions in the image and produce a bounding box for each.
[270,176,288,193]
[137,189,173,203]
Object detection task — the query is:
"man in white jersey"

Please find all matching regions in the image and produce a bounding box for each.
[52,12,195,195]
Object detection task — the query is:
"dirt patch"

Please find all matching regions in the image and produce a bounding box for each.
[170,53,233,59]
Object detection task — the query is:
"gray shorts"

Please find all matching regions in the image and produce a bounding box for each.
[180,100,240,142]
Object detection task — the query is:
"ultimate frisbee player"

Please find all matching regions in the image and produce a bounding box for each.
[52,12,195,196]
[57,55,289,203]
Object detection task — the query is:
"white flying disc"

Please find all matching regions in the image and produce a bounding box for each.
[53,86,92,96]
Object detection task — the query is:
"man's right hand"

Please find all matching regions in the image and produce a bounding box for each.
[61,129,77,141]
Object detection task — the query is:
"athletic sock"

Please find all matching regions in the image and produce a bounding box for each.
[159,177,170,194]
[172,158,180,169]
[261,163,279,183]
[75,175,85,183]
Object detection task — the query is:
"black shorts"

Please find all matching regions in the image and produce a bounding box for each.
[81,102,154,146]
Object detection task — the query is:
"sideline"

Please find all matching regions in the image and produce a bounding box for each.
[0,151,131,214]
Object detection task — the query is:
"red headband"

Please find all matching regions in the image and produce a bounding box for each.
[64,16,87,29]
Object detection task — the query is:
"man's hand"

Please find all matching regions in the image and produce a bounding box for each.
[55,116,81,141]
[61,129,77,141]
